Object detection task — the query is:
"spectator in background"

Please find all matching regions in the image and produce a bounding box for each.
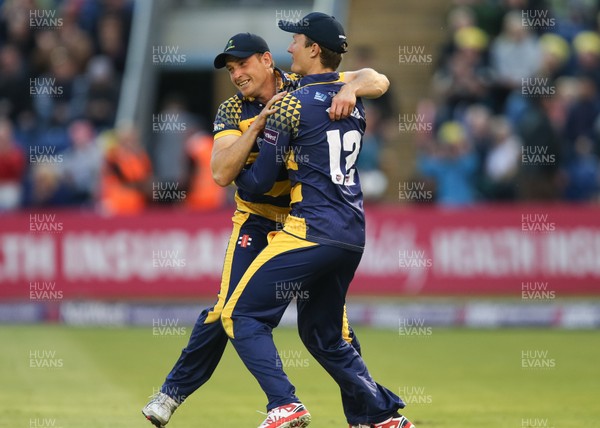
[99,124,152,215]
[503,34,572,129]
[28,162,72,207]
[418,121,478,206]
[482,116,521,200]
[83,55,120,130]
[0,118,25,210]
[151,94,197,201]
[516,94,562,201]
[537,33,570,81]
[433,26,492,121]
[56,5,94,72]
[572,31,600,88]
[96,12,128,73]
[60,119,102,205]
[464,103,493,196]
[563,136,599,202]
[564,76,600,160]
[0,43,32,126]
[184,130,226,211]
[353,46,396,123]
[356,103,388,200]
[34,47,86,145]
[438,6,478,69]
[30,29,60,75]
[490,11,541,112]
[352,46,396,199]
[550,0,595,42]
[0,0,36,54]
[77,0,133,40]
[451,0,505,37]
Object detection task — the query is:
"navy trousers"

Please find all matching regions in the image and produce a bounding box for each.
[221,230,403,425]
[160,212,362,407]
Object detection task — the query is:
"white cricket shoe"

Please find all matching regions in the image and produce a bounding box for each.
[349,413,415,428]
[142,392,179,427]
[258,402,311,428]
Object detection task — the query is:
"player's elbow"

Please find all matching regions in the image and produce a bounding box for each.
[368,74,390,99]
[212,170,233,187]
[379,74,390,94]
[363,68,390,98]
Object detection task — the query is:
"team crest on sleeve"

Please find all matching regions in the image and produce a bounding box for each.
[263,128,279,145]
[213,122,225,132]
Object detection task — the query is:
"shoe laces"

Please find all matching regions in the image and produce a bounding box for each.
[148,392,178,410]
[264,404,302,423]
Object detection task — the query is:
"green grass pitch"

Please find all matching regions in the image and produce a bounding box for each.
[1,325,599,427]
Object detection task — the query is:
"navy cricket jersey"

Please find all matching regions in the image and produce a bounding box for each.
[212,67,301,222]
[235,72,366,252]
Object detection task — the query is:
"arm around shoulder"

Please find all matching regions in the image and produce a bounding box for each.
[343,68,390,99]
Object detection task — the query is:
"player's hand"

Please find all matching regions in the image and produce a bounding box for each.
[330,85,356,121]
[253,91,287,130]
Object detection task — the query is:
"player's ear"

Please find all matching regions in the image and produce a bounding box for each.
[309,44,320,59]
[261,52,274,68]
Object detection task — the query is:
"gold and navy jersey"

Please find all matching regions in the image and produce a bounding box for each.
[235,72,366,252]
[212,67,302,222]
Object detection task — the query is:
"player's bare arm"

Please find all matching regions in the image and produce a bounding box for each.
[211,91,287,187]
[329,68,390,120]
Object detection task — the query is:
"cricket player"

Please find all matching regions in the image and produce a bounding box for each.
[142,31,391,428]
[220,13,414,428]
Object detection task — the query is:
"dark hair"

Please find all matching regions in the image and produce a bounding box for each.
[304,36,342,70]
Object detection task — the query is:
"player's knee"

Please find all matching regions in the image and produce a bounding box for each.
[298,325,319,352]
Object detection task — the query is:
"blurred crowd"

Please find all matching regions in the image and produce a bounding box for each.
[411,0,600,205]
[0,0,134,212]
[0,0,224,215]
[3,0,599,214]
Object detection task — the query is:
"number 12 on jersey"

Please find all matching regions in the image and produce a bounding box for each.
[326,129,362,185]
